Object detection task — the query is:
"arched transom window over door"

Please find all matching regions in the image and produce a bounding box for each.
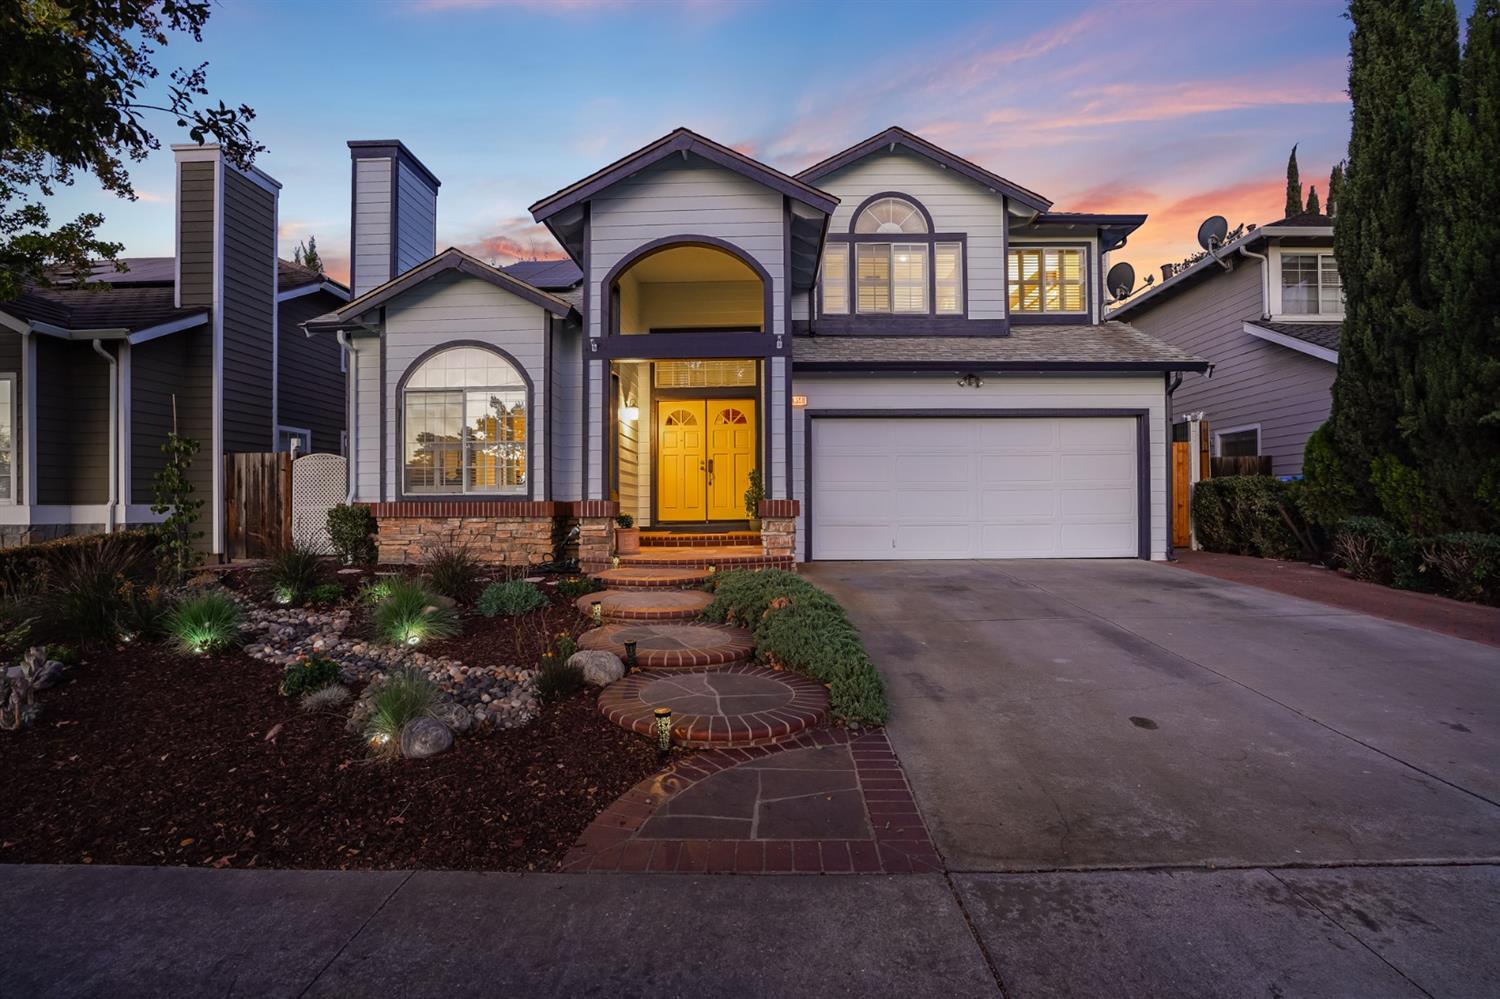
[402,346,528,495]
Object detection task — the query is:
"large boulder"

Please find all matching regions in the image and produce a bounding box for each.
[400,716,454,759]
[568,649,625,687]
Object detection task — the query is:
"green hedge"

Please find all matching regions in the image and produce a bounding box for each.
[0,530,155,599]
[1334,518,1500,604]
[1191,476,1304,559]
[702,569,888,725]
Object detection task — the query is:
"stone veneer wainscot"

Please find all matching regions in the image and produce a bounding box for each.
[366,500,616,567]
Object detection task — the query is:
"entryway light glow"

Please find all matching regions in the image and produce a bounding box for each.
[791,395,808,408]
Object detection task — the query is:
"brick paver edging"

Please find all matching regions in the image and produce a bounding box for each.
[562,728,942,875]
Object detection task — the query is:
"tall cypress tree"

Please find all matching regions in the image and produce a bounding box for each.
[1306,186,1321,214]
[1412,0,1500,530]
[1284,144,1303,216]
[1326,0,1460,526]
[1327,162,1345,217]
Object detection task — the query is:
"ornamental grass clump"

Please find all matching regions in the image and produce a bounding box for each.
[265,546,322,605]
[535,633,583,702]
[476,579,548,618]
[703,569,888,725]
[422,545,482,604]
[38,534,154,645]
[363,667,438,754]
[372,578,460,647]
[166,592,244,655]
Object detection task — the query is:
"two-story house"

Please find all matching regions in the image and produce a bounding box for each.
[0,144,350,548]
[308,127,1207,565]
[1108,211,1339,476]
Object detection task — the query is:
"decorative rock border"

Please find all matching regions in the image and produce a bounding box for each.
[598,664,827,748]
[563,729,941,875]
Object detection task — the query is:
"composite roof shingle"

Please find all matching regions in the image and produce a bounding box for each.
[792,322,1209,370]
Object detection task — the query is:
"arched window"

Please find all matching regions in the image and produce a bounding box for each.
[402,346,528,495]
[854,196,928,234]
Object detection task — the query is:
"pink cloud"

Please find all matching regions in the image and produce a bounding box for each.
[460,217,567,265]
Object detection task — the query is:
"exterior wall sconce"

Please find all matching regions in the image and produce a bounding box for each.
[654,706,673,754]
[619,393,639,422]
[956,373,985,389]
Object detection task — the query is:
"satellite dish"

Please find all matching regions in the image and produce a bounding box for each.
[1106,261,1136,300]
[1196,215,1229,252]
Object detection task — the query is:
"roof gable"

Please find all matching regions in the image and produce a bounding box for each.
[529,127,838,223]
[303,248,575,332]
[796,126,1051,214]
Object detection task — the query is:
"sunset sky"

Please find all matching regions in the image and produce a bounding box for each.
[51,0,1370,286]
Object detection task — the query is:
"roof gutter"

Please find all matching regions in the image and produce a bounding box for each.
[791,359,1213,374]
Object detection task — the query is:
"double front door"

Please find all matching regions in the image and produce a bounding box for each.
[657,399,756,522]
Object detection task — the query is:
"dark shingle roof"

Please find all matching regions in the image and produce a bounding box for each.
[2,284,205,333]
[502,258,582,290]
[279,258,332,290]
[1251,320,1341,352]
[1268,212,1334,228]
[792,322,1209,370]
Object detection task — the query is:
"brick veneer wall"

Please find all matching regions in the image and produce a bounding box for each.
[758,500,799,560]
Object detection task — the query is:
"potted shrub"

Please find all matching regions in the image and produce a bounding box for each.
[615,513,640,555]
[744,468,764,532]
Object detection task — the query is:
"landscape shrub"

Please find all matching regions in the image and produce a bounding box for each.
[166,592,244,655]
[1191,476,1303,560]
[358,577,398,605]
[299,683,351,713]
[372,578,461,646]
[281,653,341,697]
[555,576,601,601]
[536,658,585,702]
[363,667,438,753]
[477,579,548,618]
[0,530,152,603]
[327,504,379,565]
[1299,423,1357,527]
[117,582,174,642]
[703,569,888,725]
[305,582,345,605]
[1332,519,1500,604]
[1420,533,1500,604]
[422,545,482,604]
[36,534,156,644]
[265,546,322,605]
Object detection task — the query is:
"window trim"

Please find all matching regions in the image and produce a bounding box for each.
[820,192,968,321]
[0,372,14,505]
[1007,242,1091,317]
[394,340,536,502]
[1274,249,1343,319]
[1215,423,1261,458]
[276,425,313,454]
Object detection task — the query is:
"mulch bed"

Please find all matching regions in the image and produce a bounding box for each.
[0,624,665,871]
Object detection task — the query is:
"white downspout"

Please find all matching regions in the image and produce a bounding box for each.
[338,332,356,502]
[1237,244,1271,318]
[90,339,118,532]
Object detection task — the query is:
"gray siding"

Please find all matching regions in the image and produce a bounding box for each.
[352,157,392,298]
[351,335,382,502]
[130,328,214,505]
[177,160,216,308]
[1125,260,1335,476]
[382,272,549,501]
[395,160,437,276]
[816,149,1010,320]
[219,168,277,454]
[277,291,347,453]
[35,338,113,504]
[0,333,22,499]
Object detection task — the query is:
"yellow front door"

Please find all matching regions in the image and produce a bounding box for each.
[657,402,707,522]
[656,399,756,522]
[707,399,756,521]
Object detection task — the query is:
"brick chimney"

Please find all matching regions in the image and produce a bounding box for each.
[347,141,441,298]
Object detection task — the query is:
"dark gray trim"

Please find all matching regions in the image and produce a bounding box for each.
[392,339,536,503]
[791,358,1212,373]
[378,318,387,500]
[796,126,1051,213]
[530,128,837,223]
[600,234,776,342]
[1005,241,1093,322]
[802,408,1152,562]
[823,232,971,324]
[1164,371,1181,560]
[306,249,575,330]
[795,314,1004,337]
[581,204,591,502]
[846,191,936,234]
[347,157,358,300]
[648,394,760,526]
[780,197,793,498]
[347,140,442,190]
[1025,213,1147,253]
[543,315,553,501]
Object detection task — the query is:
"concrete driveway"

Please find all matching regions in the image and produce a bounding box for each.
[804,559,1500,872]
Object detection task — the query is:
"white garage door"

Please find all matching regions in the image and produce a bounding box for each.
[809,416,1140,559]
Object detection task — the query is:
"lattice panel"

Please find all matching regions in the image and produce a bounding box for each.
[291,453,348,553]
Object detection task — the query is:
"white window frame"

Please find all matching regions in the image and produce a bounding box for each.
[1270,248,1343,320]
[1215,423,1261,458]
[276,425,313,454]
[821,243,849,315]
[400,348,529,497]
[0,372,14,504]
[1007,245,1089,316]
[935,242,963,315]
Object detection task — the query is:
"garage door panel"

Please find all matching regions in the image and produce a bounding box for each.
[810,416,1139,560]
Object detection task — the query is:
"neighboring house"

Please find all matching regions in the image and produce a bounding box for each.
[308,127,1207,565]
[1108,212,1339,476]
[0,144,350,548]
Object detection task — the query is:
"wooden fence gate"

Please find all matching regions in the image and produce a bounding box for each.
[224,452,292,559]
[1171,418,1212,549]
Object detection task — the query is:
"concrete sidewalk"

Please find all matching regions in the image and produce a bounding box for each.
[4,863,1497,998]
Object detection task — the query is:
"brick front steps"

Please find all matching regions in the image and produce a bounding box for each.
[614,546,793,571]
[563,729,942,874]
[597,665,828,749]
[591,566,711,590]
[578,621,754,669]
[640,531,761,548]
[576,589,713,623]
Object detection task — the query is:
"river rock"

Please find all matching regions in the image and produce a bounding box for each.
[400,717,454,759]
[569,649,625,686]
